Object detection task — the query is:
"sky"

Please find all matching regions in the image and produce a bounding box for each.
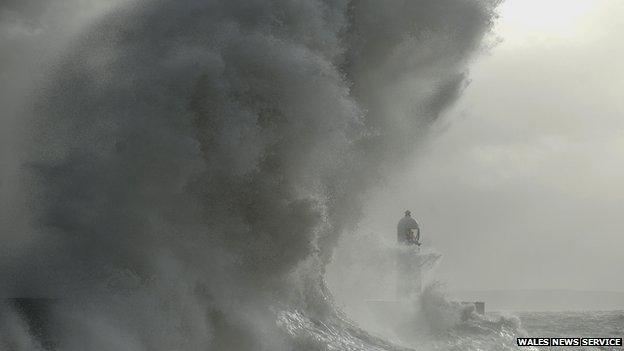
[361,0,624,292]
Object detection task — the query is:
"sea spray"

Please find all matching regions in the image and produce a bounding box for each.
[1,0,500,349]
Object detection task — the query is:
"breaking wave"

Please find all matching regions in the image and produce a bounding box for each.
[0,0,507,350]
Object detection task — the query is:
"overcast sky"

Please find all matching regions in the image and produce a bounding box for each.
[362,0,624,292]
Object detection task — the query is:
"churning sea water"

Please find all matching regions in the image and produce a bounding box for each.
[280,281,624,351]
[514,310,624,351]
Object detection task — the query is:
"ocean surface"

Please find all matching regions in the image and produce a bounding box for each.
[280,305,624,350]
[385,309,624,351]
[281,281,624,351]
[514,310,624,350]
[517,310,624,338]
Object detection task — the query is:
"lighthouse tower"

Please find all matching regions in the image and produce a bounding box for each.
[396,245,423,299]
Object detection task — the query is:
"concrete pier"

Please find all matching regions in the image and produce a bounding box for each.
[475,301,485,315]
[460,301,486,315]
